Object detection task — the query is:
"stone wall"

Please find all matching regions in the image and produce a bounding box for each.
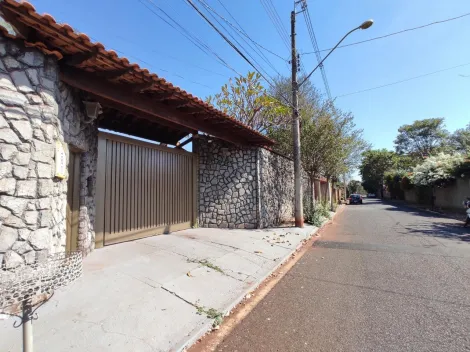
[196,137,298,229]
[196,136,258,229]
[0,36,97,267]
[259,148,294,227]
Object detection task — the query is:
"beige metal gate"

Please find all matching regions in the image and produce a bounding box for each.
[95,132,197,247]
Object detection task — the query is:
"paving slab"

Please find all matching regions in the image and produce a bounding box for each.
[0,219,331,352]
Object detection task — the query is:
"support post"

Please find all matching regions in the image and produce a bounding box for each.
[23,299,33,352]
[291,10,303,227]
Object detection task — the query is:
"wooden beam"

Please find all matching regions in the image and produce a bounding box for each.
[0,8,32,39]
[176,135,193,149]
[60,67,247,145]
[94,95,196,135]
[61,52,96,66]
[131,81,155,93]
[151,91,177,101]
[98,68,132,79]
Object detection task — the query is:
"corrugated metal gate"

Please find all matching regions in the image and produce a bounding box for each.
[95,132,197,247]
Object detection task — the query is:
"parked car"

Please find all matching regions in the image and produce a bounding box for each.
[349,194,363,204]
[367,193,376,198]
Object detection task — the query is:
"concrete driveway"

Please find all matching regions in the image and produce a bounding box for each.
[0,225,320,352]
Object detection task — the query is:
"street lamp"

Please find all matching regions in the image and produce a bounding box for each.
[291,17,373,228]
[299,19,374,87]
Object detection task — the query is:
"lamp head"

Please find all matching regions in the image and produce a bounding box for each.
[359,19,374,30]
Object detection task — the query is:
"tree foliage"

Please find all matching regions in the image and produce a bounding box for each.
[384,170,407,199]
[411,153,464,187]
[394,118,449,159]
[267,77,367,205]
[359,149,396,193]
[206,71,289,133]
[347,180,365,196]
[450,123,470,154]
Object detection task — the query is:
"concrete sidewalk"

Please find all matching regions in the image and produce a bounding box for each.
[0,220,332,352]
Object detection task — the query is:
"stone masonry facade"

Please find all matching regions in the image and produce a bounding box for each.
[259,148,294,228]
[196,136,258,229]
[0,36,97,268]
[196,136,296,229]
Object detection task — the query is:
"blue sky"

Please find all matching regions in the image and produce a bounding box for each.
[30,0,469,153]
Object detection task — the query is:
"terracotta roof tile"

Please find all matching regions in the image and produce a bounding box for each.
[0,0,274,146]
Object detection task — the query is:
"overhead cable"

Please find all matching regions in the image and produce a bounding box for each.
[139,0,241,75]
[337,62,470,98]
[304,12,470,55]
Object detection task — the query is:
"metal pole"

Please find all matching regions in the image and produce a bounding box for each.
[23,300,33,352]
[291,10,303,227]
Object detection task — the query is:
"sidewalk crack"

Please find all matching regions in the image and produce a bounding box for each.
[161,286,198,308]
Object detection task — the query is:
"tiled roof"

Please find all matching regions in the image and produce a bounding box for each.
[0,0,274,146]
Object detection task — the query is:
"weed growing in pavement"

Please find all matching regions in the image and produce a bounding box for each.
[188,258,225,274]
[196,305,224,327]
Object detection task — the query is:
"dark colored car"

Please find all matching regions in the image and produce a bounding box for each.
[349,194,363,204]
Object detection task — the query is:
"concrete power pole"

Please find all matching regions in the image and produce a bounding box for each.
[291,10,303,227]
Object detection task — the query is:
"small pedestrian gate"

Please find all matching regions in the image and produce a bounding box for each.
[95,132,197,247]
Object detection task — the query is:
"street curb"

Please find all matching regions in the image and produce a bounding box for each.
[176,206,343,352]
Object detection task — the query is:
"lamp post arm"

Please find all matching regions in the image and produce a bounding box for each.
[299,26,361,88]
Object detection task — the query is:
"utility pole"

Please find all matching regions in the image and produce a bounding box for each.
[291,10,303,227]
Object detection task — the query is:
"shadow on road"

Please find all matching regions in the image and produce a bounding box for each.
[382,202,470,243]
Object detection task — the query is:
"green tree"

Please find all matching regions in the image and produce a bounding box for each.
[347,180,365,196]
[267,79,334,204]
[359,149,396,196]
[450,123,470,154]
[394,118,449,159]
[206,71,289,133]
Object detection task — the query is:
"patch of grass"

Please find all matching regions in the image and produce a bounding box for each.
[188,258,224,274]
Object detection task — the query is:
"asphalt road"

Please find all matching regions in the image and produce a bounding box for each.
[215,199,470,352]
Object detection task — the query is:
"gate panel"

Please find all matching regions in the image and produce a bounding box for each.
[95,132,196,246]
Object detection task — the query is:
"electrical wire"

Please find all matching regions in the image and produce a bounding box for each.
[213,0,288,61]
[185,0,295,108]
[112,49,215,89]
[302,5,332,100]
[336,62,470,98]
[265,0,290,45]
[197,0,283,77]
[185,0,277,87]
[259,0,290,50]
[139,0,241,75]
[304,12,470,55]
[112,34,229,78]
[195,0,280,79]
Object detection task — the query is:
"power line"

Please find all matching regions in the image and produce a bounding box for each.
[259,0,290,50]
[52,17,220,89]
[337,62,470,98]
[304,12,470,55]
[139,0,241,75]
[302,4,332,100]
[195,0,281,79]
[185,0,296,109]
[213,0,288,61]
[112,34,229,78]
[112,48,215,89]
[185,0,277,87]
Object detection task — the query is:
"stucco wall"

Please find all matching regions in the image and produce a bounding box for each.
[259,148,294,227]
[435,178,470,210]
[0,36,97,267]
